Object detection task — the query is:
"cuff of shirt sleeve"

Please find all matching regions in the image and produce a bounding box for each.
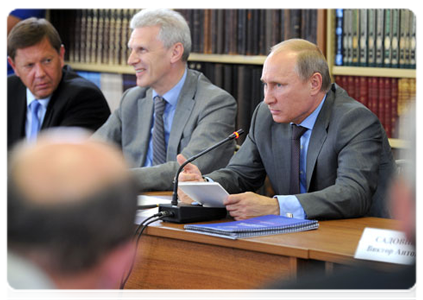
[275,195,307,219]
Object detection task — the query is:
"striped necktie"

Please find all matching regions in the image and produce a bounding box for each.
[152,96,167,165]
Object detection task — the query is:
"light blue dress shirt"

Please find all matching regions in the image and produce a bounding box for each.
[25,89,51,140]
[143,68,188,167]
[276,95,327,219]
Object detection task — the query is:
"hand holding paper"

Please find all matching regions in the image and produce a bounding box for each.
[177,154,204,204]
[225,192,280,220]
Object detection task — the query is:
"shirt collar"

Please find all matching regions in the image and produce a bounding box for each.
[26,88,51,108]
[152,67,187,107]
[295,94,327,130]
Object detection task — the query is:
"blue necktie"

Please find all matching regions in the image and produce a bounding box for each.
[152,96,167,165]
[289,125,308,195]
[28,100,41,141]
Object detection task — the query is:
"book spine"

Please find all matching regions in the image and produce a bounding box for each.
[359,76,368,107]
[351,9,359,66]
[113,10,122,65]
[307,9,318,44]
[391,78,399,138]
[283,9,290,40]
[367,9,376,67]
[347,76,355,99]
[375,9,384,67]
[343,9,352,66]
[264,10,273,54]
[335,9,344,66]
[203,9,212,54]
[409,11,416,69]
[216,10,224,54]
[368,77,378,116]
[391,9,400,68]
[383,9,392,68]
[258,10,267,55]
[397,78,409,117]
[270,10,281,47]
[96,9,104,64]
[250,9,260,55]
[399,9,409,68]
[359,9,367,66]
[290,9,302,39]
[383,77,392,138]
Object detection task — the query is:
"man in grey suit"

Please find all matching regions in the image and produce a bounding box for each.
[93,9,237,192]
[178,39,396,220]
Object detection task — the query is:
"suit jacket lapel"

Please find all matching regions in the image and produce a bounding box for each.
[306,89,334,190]
[167,70,196,159]
[14,84,27,137]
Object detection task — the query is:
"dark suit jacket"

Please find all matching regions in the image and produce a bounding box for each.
[207,84,396,219]
[93,68,237,192]
[8,65,110,149]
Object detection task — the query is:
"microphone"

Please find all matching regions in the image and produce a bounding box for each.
[158,129,244,223]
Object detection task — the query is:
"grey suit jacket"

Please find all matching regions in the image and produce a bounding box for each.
[207,84,396,219]
[93,68,237,191]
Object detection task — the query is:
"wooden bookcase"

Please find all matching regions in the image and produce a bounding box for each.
[48,9,411,149]
[65,9,326,72]
[326,9,415,149]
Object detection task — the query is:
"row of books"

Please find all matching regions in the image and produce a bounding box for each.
[49,9,318,65]
[335,9,416,68]
[335,76,416,138]
[177,9,318,56]
[50,9,138,65]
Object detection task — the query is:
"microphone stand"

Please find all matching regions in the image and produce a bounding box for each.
[159,129,244,223]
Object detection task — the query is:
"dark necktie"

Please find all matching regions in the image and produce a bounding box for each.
[152,96,167,165]
[28,100,41,141]
[289,125,308,195]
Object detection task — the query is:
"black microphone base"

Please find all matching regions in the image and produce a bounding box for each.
[158,203,227,223]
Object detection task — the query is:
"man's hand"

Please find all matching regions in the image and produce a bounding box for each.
[224,192,280,220]
[176,154,204,204]
[177,154,204,182]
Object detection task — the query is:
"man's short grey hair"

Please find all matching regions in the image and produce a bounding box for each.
[130,8,191,61]
[270,39,332,93]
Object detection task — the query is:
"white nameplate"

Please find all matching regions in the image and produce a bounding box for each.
[354,227,415,265]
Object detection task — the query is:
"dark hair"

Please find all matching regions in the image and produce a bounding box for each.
[8,176,138,274]
[7,17,62,60]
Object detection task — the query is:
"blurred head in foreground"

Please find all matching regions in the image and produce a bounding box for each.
[390,105,416,244]
[8,128,138,289]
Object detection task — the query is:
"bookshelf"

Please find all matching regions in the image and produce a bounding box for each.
[326,9,415,149]
[48,8,420,148]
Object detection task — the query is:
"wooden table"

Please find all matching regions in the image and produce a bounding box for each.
[125,202,401,289]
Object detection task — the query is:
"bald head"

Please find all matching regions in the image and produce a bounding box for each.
[9,131,129,205]
[8,129,138,276]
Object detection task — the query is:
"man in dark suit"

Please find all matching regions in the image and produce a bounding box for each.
[248,106,420,300]
[178,39,396,220]
[7,17,110,150]
[93,9,237,192]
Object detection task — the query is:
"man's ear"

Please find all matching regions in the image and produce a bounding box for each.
[170,42,184,63]
[96,240,136,289]
[59,45,66,68]
[310,72,323,95]
[8,56,19,77]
